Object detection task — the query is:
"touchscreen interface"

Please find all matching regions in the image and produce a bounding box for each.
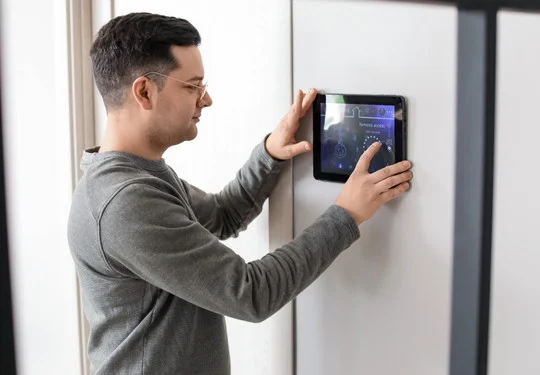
[320,101,396,174]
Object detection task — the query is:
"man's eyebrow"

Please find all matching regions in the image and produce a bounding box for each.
[187,75,204,82]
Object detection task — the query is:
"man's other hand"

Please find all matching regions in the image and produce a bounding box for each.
[265,88,317,160]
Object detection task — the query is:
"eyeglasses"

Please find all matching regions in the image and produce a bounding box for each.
[142,71,208,101]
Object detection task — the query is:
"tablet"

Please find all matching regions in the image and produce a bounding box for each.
[313,93,407,183]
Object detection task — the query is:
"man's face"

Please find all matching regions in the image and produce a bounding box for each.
[150,45,212,147]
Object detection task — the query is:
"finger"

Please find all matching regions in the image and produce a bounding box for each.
[284,90,305,133]
[300,88,318,117]
[282,141,312,159]
[354,142,382,174]
[371,160,412,183]
[376,171,413,192]
[379,181,410,204]
[289,90,304,123]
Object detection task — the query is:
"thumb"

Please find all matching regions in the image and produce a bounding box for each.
[284,141,312,159]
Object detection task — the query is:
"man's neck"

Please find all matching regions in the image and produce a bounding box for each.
[99,112,164,161]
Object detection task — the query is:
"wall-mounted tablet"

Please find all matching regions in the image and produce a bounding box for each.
[313,93,407,183]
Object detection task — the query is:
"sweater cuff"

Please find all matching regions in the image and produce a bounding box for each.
[256,133,286,170]
[325,205,361,250]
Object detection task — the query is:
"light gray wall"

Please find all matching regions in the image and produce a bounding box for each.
[489,10,540,375]
[292,1,457,374]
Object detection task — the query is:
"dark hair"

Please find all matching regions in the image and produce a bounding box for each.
[90,12,201,109]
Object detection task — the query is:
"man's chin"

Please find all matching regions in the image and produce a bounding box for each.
[168,127,197,147]
[181,125,198,143]
[188,124,198,139]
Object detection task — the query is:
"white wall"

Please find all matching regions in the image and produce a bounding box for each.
[1,1,80,374]
[94,1,294,374]
[489,10,540,375]
[292,1,457,374]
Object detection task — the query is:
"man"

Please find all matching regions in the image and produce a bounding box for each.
[68,12,413,375]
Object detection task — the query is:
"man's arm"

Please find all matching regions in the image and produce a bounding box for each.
[100,134,413,323]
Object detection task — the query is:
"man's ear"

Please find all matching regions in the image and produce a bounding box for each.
[132,76,155,110]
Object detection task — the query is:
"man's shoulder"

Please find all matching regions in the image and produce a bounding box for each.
[73,154,175,218]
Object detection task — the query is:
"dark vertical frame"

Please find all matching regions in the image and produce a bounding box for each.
[450,5,497,375]
[0,81,18,375]
[0,1,18,373]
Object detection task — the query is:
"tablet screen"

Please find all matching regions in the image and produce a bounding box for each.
[320,102,396,174]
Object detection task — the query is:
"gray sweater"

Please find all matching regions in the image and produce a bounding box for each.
[67,138,360,375]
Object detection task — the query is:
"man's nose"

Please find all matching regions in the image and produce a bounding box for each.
[199,92,213,108]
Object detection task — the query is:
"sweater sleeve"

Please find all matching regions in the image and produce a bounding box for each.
[99,182,360,323]
[183,136,285,240]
